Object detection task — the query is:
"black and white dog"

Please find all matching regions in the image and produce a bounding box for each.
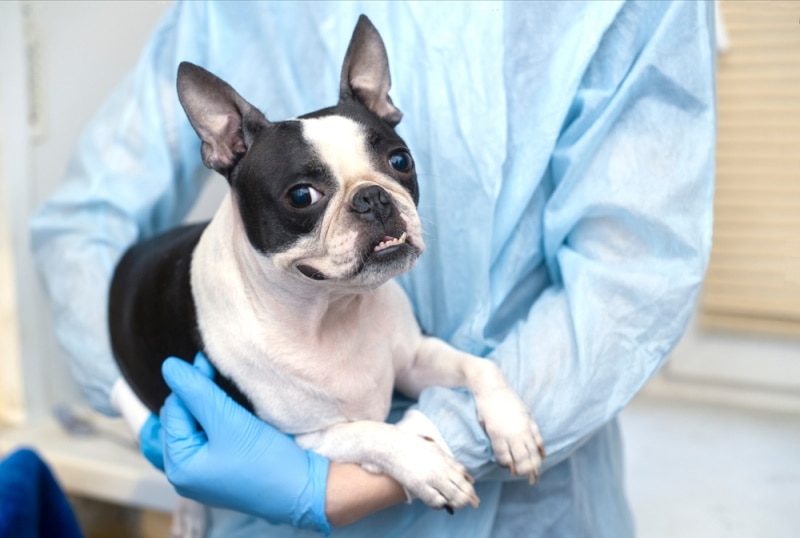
[109,15,543,513]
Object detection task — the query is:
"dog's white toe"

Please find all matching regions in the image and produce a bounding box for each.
[394,435,480,511]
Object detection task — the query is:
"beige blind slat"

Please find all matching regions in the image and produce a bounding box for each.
[700,1,800,337]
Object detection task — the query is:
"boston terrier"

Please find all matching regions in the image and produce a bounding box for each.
[109,15,544,514]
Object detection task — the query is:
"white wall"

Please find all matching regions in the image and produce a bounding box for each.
[29,1,174,202]
[0,1,178,422]
[647,318,800,413]
[0,3,27,425]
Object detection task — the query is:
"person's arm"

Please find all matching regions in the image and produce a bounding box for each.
[325,463,406,527]
[410,0,717,479]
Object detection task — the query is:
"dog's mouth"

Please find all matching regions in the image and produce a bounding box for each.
[297,230,417,282]
[372,232,408,253]
[361,229,417,276]
[367,230,414,264]
[297,264,327,281]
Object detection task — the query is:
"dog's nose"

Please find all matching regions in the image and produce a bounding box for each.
[351,185,393,222]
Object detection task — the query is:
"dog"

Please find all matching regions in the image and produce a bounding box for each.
[109,15,544,516]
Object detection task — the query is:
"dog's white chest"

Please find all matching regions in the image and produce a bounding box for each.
[266,317,401,432]
[204,289,411,434]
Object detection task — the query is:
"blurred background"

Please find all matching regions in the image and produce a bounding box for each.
[0,1,798,537]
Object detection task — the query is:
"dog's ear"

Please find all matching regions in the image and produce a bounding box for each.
[339,15,403,127]
[177,62,269,177]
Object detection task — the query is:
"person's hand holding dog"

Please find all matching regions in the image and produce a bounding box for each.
[158,353,331,535]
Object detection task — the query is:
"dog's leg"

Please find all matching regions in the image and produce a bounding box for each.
[396,337,545,483]
[296,421,479,510]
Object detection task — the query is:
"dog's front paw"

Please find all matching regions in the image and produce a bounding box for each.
[396,435,480,512]
[475,387,545,484]
[296,422,480,512]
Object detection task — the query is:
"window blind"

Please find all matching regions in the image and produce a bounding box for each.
[700,1,800,337]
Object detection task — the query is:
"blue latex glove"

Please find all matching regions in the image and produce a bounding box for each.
[160,353,331,535]
[139,413,165,471]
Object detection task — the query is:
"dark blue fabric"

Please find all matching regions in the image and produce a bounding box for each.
[0,447,83,538]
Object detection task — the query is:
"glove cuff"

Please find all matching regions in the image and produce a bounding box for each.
[139,414,165,471]
[291,451,331,536]
[110,377,151,434]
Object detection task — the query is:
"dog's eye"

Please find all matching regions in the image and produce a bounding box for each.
[288,185,323,208]
[388,150,413,173]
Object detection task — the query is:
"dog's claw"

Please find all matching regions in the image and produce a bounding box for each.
[398,434,478,512]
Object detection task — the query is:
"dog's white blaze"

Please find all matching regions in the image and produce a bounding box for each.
[300,116,372,181]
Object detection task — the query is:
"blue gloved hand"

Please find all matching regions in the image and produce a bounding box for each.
[159,353,331,535]
[139,413,165,471]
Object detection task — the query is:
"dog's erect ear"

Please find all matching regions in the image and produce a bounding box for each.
[177,62,269,176]
[339,15,403,127]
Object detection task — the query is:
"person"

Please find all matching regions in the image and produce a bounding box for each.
[30,1,716,537]
[0,448,83,538]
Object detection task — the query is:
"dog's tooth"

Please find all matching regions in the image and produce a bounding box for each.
[374,234,408,253]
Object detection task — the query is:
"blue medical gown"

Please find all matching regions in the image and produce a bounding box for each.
[30,1,716,536]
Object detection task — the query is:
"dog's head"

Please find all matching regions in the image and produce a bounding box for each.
[177,15,423,288]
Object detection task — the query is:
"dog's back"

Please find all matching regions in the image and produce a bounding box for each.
[108,223,205,412]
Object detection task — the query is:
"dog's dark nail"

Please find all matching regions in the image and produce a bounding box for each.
[422,435,434,442]
[445,505,454,515]
[529,469,539,485]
